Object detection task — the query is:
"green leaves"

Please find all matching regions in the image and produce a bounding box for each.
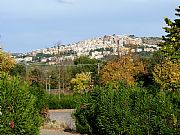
[74,84,180,134]
[160,16,180,61]
[153,8,180,91]
[0,73,42,134]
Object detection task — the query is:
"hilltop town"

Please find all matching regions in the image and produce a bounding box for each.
[13,34,162,64]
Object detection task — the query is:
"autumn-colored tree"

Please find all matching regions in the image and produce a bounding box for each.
[153,59,180,91]
[0,50,15,74]
[100,53,145,86]
[70,72,92,92]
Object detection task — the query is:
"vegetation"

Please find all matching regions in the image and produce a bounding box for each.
[73,7,180,135]
[0,73,42,135]
[48,94,82,109]
[32,53,52,62]
[70,72,92,92]
[159,11,180,61]
[0,6,179,135]
[153,59,180,91]
[71,56,101,85]
[30,82,49,118]
[10,64,26,78]
[0,51,48,134]
[74,83,180,135]
[0,50,15,74]
[100,53,145,86]
[153,7,180,91]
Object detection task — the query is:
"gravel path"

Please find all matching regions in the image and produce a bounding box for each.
[40,129,77,135]
[40,109,77,135]
[48,109,76,130]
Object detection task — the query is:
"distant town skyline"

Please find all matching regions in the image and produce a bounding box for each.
[0,0,179,53]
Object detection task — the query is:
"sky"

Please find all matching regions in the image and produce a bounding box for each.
[0,0,179,53]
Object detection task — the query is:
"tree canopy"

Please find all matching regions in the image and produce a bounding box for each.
[100,53,145,86]
[159,7,180,62]
[153,7,180,91]
[0,50,15,74]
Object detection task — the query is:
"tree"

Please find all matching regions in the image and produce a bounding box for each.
[0,50,15,74]
[10,64,26,78]
[70,72,92,92]
[100,53,145,86]
[74,56,100,65]
[153,59,180,91]
[28,66,44,85]
[159,6,180,62]
[153,7,180,91]
[140,50,164,86]
[71,56,101,84]
[72,56,100,75]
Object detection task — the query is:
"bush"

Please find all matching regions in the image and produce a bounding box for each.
[0,73,42,135]
[48,94,82,109]
[30,82,49,118]
[74,83,180,135]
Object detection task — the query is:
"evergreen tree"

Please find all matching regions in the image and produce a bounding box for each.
[159,6,180,62]
[153,7,180,91]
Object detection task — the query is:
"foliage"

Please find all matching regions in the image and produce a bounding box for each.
[139,51,164,87]
[30,82,49,118]
[74,83,180,135]
[48,94,82,109]
[51,66,72,89]
[159,9,180,61]
[70,72,92,92]
[10,64,26,78]
[100,53,145,86]
[72,56,101,84]
[0,50,15,74]
[47,68,59,89]
[153,58,180,91]
[0,73,42,135]
[153,8,180,91]
[33,53,52,62]
[74,56,100,65]
[28,66,44,85]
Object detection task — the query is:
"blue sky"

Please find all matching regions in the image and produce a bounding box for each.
[0,0,179,53]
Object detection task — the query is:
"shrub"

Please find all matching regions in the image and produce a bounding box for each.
[30,82,49,118]
[74,83,180,135]
[48,94,82,109]
[0,73,42,135]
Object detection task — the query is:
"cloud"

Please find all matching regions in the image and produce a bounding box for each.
[56,0,75,4]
